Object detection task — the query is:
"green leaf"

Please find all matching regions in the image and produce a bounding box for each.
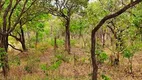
[47,60,62,70]
[40,64,47,71]
[123,49,133,59]
[101,74,110,80]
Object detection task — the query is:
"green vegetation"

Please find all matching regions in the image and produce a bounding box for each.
[0,0,142,80]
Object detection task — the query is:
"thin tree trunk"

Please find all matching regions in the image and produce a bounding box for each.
[65,18,71,54]
[27,31,31,47]
[20,21,27,51]
[91,32,98,80]
[79,27,82,38]
[35,31,39,48]
[54,36,58,50]
[102,31,106,48]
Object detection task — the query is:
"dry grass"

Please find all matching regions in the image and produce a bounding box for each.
[0,46,142,80]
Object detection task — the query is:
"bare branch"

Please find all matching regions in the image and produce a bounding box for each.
[8,43,23,52]
[9,34,20,41]
[0,1,5,11]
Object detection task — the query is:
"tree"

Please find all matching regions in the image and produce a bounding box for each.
[0,0,36,77]
[9,1,47,51]
[90,0,142,80]
[40,0,88,53]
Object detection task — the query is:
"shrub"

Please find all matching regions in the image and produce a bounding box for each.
[96,50,108,63]
[47,60,62,70]
[101,74,110,80]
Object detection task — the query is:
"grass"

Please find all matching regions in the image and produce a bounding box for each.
[0,41,142,80]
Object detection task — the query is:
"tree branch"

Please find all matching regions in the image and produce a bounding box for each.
[92,0,142,34]
[8,0,21,31]
[8,0,37,34]
[9,34,20,41]
[0,1,5,11]
[3,0,12,32]
[8,43,23,52]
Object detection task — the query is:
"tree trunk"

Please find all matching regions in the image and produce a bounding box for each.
[54,36,58,50]
[90,1,142,80]
[0,35,9,77]
[91,32,98,80]
[20,22,27,51]
[102,31,106,48]
[65,18,71,54]
[21,40,27,51]
[35,31,39,48]
[27,31,31,47]
[79,27,82,38]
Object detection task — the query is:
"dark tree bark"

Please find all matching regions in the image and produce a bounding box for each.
[44,0,86,54]
[0,35,9,77]
[91,0,142,80]
[54,36,58,50]
[35,31,39,48]
[8,43,23,52]
[0,0,36,77]
[0,0,12,76]
[20,21,27,51]
[65,18,71,53]
[9,21,27,52]
[91,32,98,80]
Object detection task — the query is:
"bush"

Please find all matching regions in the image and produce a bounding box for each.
[101,74,110,80]
[123,49,133,59]
[40,64,47,72]
[96,50,108,63]
[24,58,40,73]
[47,60,62,70]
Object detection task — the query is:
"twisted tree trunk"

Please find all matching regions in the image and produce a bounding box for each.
[91,0,142,80]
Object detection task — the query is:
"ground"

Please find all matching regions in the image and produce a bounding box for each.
[0,47,142,80]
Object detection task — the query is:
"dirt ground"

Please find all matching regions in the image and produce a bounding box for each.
[0,48,142,80]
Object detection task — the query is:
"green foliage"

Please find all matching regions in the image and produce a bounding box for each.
[70,17,88,34]
[24,57,40,73]
[1,0,142,79]
[47,60,62,70]
[40,64,47,72]
[101,74,110,80]
[24,65,33,73]
[36,22,45,32]
[47,0,88,16]
[132,15,142,27]
[96,50,108,63]
[0,48,6,68]
[123,43,141,59]
[123,49,133,59]
[86,1,110,25]
[49,39,64,46]
[54,51,70,62]
[55,53,64,60]
[10,56,21,66]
